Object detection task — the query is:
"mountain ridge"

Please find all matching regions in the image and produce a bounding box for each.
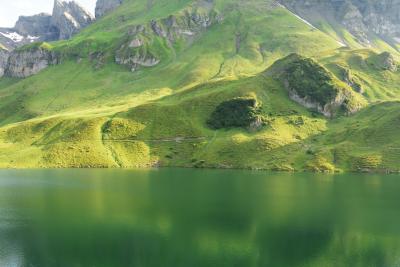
[279,0,400,51]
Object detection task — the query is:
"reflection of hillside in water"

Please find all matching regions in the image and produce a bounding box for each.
[0,169,400,266]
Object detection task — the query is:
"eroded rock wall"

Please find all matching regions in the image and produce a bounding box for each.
[5,48,59,78]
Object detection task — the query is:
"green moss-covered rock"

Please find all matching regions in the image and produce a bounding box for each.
[268,53,366,118]
[282,55,337,106]
[207,97,264,130]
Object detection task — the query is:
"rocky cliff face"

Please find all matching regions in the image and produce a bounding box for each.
[14,13,59,41]
[95,0,122,18]
[5,47,59,78]
[0,49,9,77]
[0,0,93,50]
[52,0,94,40]
[279,0,400,46]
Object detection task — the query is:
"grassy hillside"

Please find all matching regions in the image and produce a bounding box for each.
[0,0,399,172]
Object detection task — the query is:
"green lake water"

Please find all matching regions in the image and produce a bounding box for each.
[1,168,400,267]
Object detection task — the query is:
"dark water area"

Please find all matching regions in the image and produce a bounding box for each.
[1,168,400,267]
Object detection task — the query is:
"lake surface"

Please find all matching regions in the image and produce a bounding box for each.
[1,169,400,267]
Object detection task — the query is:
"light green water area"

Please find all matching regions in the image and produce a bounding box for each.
[1,168,400,267]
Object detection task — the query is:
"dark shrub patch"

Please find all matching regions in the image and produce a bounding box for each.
[207,97,263,129]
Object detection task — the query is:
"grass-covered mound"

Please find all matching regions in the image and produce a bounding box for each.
[207,97,264,130]
[367,52,398,72]
[268,53,366,117]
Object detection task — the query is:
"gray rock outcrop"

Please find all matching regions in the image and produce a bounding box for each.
[5,47,59,78]
[95,0,123,18]
[0,48,9,77]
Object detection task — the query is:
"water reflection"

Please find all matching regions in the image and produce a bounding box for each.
[0,169,400,266]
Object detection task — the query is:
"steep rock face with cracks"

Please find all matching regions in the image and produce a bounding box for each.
[0,48,9,77]
[51,0,94,40]
[4,44,59,78]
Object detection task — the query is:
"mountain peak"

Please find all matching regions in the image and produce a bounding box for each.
[52,0,94,39]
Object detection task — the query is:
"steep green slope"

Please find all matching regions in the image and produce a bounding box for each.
[0,0,399,172]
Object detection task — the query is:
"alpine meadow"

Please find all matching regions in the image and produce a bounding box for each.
[0,0,400,173]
